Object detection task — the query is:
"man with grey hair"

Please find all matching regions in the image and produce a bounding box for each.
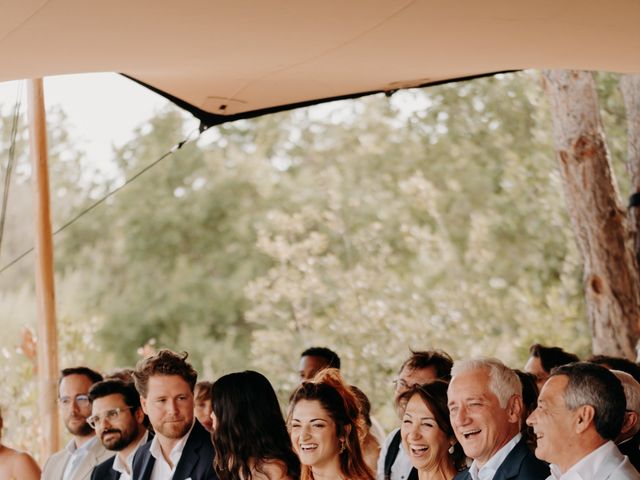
[448,357,548,480]
[527,362,639,479]
[611,370,640,472]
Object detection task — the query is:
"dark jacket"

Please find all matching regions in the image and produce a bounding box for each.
[454,437,549,480]
[91,456,119,480]
[131,421,217,480]
[91,431,154,480]
[619,434,640,474]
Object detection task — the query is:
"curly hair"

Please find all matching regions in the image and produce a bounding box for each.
[212,371,300,480]
[288,369,374,480]
[132,350,197,398]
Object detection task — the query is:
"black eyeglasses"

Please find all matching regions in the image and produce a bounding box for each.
[86,407,134,429]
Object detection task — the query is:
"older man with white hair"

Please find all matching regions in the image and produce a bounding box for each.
[448,357,548,480]
[612,369,640,472]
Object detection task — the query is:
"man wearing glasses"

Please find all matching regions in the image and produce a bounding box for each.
[42,367,113,480]
[88,379,150,480]
[377,349,454,480]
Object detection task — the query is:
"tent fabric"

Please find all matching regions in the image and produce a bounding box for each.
[2,0,640,125]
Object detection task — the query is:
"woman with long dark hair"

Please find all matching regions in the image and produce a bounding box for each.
[398,381,466,480]
[288,368,375,480]
[211,371,300,480]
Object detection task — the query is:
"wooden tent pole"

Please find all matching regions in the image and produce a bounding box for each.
[27,78,60,461]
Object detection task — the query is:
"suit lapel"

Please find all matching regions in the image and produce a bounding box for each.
[47,446,72,480]
[74,438,105,480]
[139,451,156,480]
[492,438,527,480]
[57,452,72,479]
[172,423,205,480]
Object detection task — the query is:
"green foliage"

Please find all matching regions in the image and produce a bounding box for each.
[1,70,630,440]
[244,72,592,425]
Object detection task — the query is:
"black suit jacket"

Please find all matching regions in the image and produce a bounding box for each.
[91,431,155,480]
[131,421,217,480]
[91,456,119,480]
[454,437,549,480]
[619,434,640,474]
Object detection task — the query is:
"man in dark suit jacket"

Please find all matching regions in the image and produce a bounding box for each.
[131,420,214,480]
[130,350,217,480]
[453,436,548,480]
[88,379,152,480]
[619,434,640,474]
[448,358,549,480]
[91,431,153,479]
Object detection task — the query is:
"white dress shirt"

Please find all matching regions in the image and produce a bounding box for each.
[149,422,194,480]
[469,433,522,480]
[548,441,620,480]
[63,436,99,480]
[376,427,414,480]
[112,430,149,480]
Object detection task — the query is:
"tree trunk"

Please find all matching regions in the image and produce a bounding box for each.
[620,75,640,265]
[542,70,640,358]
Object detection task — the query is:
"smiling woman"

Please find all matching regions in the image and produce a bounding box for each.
[398,382,466,480]
[288,369,374,480]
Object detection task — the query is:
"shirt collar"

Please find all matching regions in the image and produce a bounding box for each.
[469,433,522,480]
[113,430,149,475]
[149,420,195,464]
[65,435,98,455]
[548,440,613,480]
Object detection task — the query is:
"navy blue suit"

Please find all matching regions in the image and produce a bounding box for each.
[454,437,549,480]
[91,431,154,480]
[91,456,119,480]
[131,421,217,480]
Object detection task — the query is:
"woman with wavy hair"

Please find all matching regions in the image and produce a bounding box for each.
[211,371,300,480]
[398,381,466,480]
[288,368,375,480]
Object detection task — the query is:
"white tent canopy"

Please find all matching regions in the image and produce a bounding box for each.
[3,0,640,125]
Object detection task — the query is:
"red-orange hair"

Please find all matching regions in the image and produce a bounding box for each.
[289,368,374,480]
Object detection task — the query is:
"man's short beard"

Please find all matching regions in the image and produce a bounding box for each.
[102,424,139,451]
[155,418,191,440]
[66,420,93,437]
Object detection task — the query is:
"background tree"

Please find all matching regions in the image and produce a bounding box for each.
[543,70,640,358]
[0,70,632,443]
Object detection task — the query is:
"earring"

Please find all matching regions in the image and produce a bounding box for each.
[448,444,455,454]
[339,439,346,453]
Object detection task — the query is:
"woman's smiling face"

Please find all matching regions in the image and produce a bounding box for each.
[401,393,451,472]
[290,399,341,472]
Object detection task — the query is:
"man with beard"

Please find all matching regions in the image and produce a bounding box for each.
[42,367,113,480]
[131,350,217,480]
[88,380,150,480]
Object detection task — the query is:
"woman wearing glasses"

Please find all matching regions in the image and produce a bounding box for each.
[288,369,375,480]
[211,370,300,480]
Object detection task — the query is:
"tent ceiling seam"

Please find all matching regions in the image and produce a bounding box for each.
[219,0,419,107]
[0,0,52,44]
